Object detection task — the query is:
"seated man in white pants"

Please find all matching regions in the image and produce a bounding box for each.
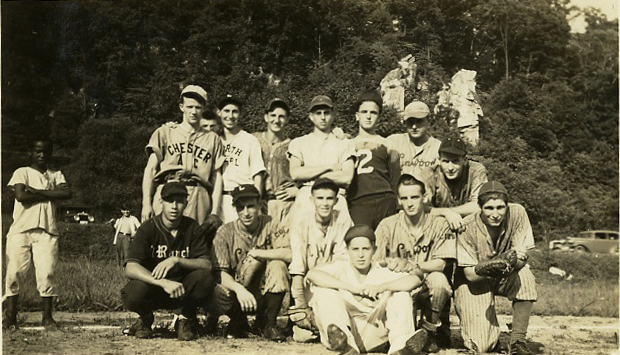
[305,225,428,355]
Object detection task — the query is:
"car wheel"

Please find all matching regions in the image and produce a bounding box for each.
[574,245,589,253]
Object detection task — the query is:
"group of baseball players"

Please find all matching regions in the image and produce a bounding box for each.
[3,84,538,355]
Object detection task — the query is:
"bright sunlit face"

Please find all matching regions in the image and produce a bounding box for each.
[347,237,375,274]
[220,104,241,131]
[309,106,334,133]
[264,107,289,134]
[234,197,260,230]
[480,198,507,227]
[397,184,427,219]
[439,152,465,180]
[161,195,187,223]
[179,97,205,127]
[404,117,429,140]
[311,188,337,221]
[356,101,380,132]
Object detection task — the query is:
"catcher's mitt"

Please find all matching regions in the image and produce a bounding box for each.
[235,254,266,288]
[474,250,518,278]
[287,306,318,332]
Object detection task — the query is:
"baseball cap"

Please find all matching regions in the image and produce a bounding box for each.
[311,177,339,193]
[356,90,383,110]
[308,95,334,112]
[218,94,243,110]
[344,224,376,244]
[478,181,508,196]
[265,98,290,114]
[439,137,467,156]
[231,184,260,205]
[160,182,188,201]
[402,101,430,120]
[181,85,208,105]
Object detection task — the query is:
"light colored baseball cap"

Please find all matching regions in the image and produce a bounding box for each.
[402,101,430,120]
[180,85,208,104]
[308,95,334,112]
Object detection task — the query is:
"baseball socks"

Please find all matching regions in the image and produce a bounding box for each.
[262,292,286,341]
[510,301,534,355]
[3,295,18,330]
[41,297,59,330]
[421,318,442,353]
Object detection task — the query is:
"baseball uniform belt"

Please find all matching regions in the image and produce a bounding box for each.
[118,232,131,236]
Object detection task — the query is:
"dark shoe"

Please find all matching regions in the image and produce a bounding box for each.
[326,324,359,355]
[3,295,18,330]
[203,314,219,336]
[263,324,286,342]
[510,340,533,355]
[423,332,440,353]
[436,330,452,349]
[226,317,251,339]
[124,313,154,338]
[42,317,60,331]
[392,329,428,355]
[177,318,199,341]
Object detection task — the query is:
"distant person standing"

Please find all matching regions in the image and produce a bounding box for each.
[3,137,72,330]
[387,101,441,189]
[218,94,266,223]
[112,205,142,266]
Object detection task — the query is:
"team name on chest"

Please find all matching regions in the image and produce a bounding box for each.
[167,142,212,162]
[224,144,243,166]
[386,242,433,259]
[153,245,190,259]
[400,154,436,168]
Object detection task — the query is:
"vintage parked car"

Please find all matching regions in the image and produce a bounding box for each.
[58,205,95,224]
[549,230,619,254]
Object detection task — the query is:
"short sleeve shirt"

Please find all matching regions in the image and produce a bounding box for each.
[289,209,353,276]
[348,135,401,201]
[212,215,289,275]
[7,167,67,236]
[457,203,535,267]
[288,132,356,186]
[146,122,225,184]
[127,215,209,277]
[374,211,456,265]
[253,132,295,196]
[430,160,488,208]
[386,133,441,187]
[222,130,266,191]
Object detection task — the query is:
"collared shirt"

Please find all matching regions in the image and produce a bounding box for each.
[287,131,356,187]
[222,130,266,191]
[288,209,353,276]
[374,211,456,265]
[114,215,141,239]
[457,203,535,268]
[386,133,441,188]
[253,131,295,196]
[430,160,488,208]
[7,167,67,236]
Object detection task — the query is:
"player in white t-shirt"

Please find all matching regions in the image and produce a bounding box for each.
[4,138,72,330]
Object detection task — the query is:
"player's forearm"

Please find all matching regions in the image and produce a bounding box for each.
[463,265,487,282]
[32,187,72,200]
[125,262,167,288]
[320,160,354,187]
[252,173,264,198]
[142,156,158,207]
[211,170,223,213]
[381,274,423,293]
[306,269,359,294]
[290,165,332,181]
[252,248,292,263]
[291,275,307,306]
[419,258,446,274]
[175,257,211,272]
[449,201,480,217]
[14,190,49,203]
[219,271,247,294]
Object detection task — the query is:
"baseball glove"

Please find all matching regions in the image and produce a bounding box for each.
[235,254,266,288]
[199,214,223,247]
[287,306,318,332]
[474,250,518,278]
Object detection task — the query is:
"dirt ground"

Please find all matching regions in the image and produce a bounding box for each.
[3,312,618,355]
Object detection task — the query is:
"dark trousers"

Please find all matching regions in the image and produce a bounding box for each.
[348,192,399,230]
[121,269,215,319]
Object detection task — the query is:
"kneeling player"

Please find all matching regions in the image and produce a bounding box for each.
[122,182,215,341]
[454,181,536,355]
[306,225,428,355]
[211,185,290,341]
[374,174,456,353]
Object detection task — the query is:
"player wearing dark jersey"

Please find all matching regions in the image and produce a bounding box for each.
[347,90,401,229]
[122,182,215,341]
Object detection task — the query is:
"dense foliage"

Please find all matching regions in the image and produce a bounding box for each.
[2,0,617,241]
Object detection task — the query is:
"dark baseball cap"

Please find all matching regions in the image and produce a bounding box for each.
[311,177,339,193]
[160,182,188,201]
[478,181,508,196]
[439,137,467,156]
[308,95,334,112]
[218,94,243,110]
[231,184,260,205]
[265,98,290,114]
[356,90,383,111]
[344,224,376,244]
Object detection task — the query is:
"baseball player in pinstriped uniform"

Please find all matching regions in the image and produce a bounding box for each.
[142,85,225,226]
[427,136,488,348]
[386,101,441,190]
[306,225,428,355]
[210,184,290,341]
[374,174,456,353]
[218,95,266,223]
[455,181,537,355]
[347,90,401,229]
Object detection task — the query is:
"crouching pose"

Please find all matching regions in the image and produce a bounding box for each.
[122,182,215,341]
[455,181,537,355]
[211,184,290,341]
[306,224,428,355]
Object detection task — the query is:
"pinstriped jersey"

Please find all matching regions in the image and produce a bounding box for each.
[386,133,441,187]
[211,215,289,275]
[457,203,535,267]
[374,211,456,265]
[146,122,225,184]
[347,135,401,201]
[430,160,488,208]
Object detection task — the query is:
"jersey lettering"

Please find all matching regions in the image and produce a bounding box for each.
[393,242,434,259]
[166,143,213,163]
[400,154,437,168]
[356,149,374,174]
[156,245,168,258]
